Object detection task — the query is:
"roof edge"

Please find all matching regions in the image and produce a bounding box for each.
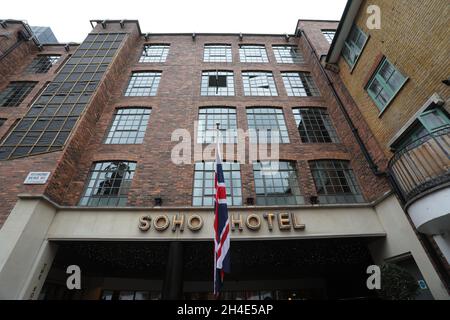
[0,19,41,47]
[325,0,363,64]
[141,32,297,37]
[89,19,142,35]
[297,19,340,23]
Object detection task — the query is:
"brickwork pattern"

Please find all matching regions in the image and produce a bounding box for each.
[1,20,391,227]
[336,0,450,154]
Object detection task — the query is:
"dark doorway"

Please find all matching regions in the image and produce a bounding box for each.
[41,238,376,300]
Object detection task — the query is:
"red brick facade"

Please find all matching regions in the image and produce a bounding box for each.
[0,20,391,227]
[0,21,75,225]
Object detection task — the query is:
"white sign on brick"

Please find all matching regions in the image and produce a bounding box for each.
[24,172,51,185]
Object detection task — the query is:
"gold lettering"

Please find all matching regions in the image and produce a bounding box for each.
[278,213,291,230]
[153,215,169,231]
[187,214,203,231]
[172,214,185,232]
[291,213,305,230]
[231,214,243,231]
[138,215,151,231]
[263,213,275,231]
[246,214,261,231]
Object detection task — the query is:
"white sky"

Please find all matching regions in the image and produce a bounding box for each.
[2,0,347,43]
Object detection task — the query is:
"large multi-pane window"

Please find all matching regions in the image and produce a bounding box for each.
[201,71,235,96]
[0,33,126,160]
[0,82,36,107]
[322,30,336,44]
[342,25,368,68]
[105,108,151,144]
[282,72,320,97]
[79,161,136,207]
[310,160,364,204]
[197,107,237,144]
[239,45,269,63]
[193,162,242,206]
[272,46,304,64]
[139,45,170,63]
[366,58,407,111]
[25,55,61,73]
[293,108,339,143]
[203,45,232,62]
[124,72,161,96]
[242,72,277,96]
[246,108,289,143]
[0,113,77,158]
[253,161,304,205]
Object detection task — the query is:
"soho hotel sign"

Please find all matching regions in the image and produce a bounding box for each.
[138,212,306,233]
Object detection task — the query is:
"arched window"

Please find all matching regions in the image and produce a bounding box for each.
[79,161,137,207]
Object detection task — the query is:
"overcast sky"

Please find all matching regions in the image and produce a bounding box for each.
[3,0,347,43]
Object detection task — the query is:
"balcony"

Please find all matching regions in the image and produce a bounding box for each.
[389,127,450,235]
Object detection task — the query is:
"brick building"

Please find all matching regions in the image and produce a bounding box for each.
[325,0,450,296]
[0,16,448,300]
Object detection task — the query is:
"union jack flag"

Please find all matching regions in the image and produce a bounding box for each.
[214,129,231,298]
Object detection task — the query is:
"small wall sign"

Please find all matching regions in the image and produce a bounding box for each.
[418,280,428,290]
[24,172,51,185]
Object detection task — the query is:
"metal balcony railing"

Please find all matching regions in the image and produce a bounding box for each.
[389,127,450,205]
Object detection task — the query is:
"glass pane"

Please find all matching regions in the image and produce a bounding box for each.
[101,291,113,300]
[420,109,449,131]
[118,291,134,300]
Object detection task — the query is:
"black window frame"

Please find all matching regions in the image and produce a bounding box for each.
[242,71,278,96]
[282,72,320,97]
[79,160,137,207]
[246,107,290,144]
[0,33,126,160]
[0,82,37,107]
[253,161,304,205]
[239,45,269,63]
[293,108,339,143]
[310,160,364,204]
[272,45,304,64]
[197,107,237,144]
[203,44,232,63]
[201,70,235,96]
[321,30,336,44]
[192,161,242,207]
[139,44,170,63]
[25,55,61,73]
[104,107,151,144]
[124,72,161,97]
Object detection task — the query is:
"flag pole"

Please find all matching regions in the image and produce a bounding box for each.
[214,122,219,300]
[213,122,231,300]
[216,122,220,143]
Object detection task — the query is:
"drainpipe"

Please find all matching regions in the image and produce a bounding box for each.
[299,29,385,177]
[299,30,450,293]
[0,21,41,62]
[0,38,25,61]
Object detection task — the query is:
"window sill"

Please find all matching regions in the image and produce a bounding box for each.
[300,142,342,145]
[104,143,144,146]
[200,95,236,97]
